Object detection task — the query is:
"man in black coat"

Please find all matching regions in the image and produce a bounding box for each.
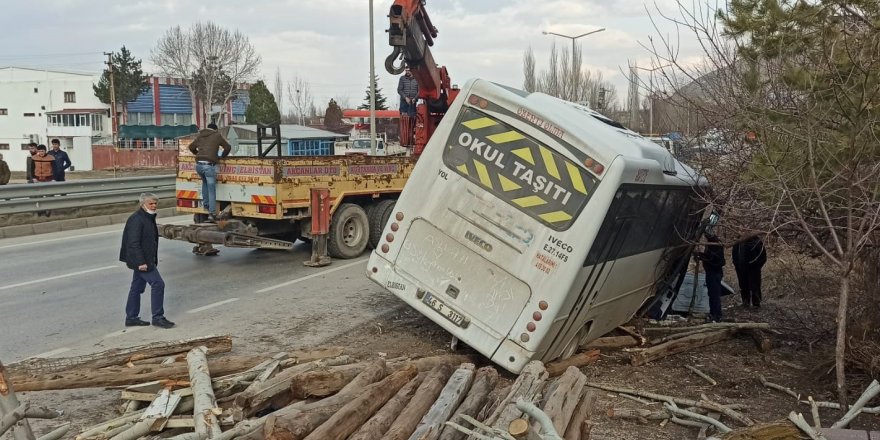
[119,193,175,328]
[696,233,726,322]
[732,234,768,308]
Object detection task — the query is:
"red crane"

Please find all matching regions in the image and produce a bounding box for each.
[385,0,459,156]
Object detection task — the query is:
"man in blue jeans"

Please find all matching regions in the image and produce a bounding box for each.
[119,193,174,328]
[696,233,726,322]
[188,122,231,221]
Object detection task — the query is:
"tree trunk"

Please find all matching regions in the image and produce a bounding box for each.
[564,389,598,440]
[289,363,368,399]
[409,363,475,440]
[302,365,418,440]
[545,350,600,377]
[538,366,587,435]
[437,367,500,440]
[480,361,548,436]
[630,329,736,366]
[348,373,424,440]
[186,347,221,438]
[835,273,850,413]
[581,336,638,350]
[383,364,453,440]
[0,361,35,440]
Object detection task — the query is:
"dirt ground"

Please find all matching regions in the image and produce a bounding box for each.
[14,251,880,439]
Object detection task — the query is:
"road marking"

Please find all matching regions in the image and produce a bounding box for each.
[0,218,191,250]
[103,326,149,338]
[0,265,120,291]
[187,298,240,314]
[256,258,369,293]
[27,347,71,359]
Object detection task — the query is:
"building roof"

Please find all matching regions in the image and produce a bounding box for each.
[343,109,401,118]
[46,108,108,114]
[229,124,349,141]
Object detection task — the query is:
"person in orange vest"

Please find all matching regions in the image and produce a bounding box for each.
[32,145,56,182]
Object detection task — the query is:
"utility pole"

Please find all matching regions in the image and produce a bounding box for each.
[368,0,377,155]
[104,52,118,147]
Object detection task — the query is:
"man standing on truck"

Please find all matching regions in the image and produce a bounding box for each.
[398,67,419,147]
[188,122,232,222]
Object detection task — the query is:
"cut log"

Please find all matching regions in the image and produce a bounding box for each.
[437,367,500,440]
[564,388,598,440]
[716,422,800,440]
[289,363,370,399]
[744,329,772,353]
[545,350,600,377]
[348,373,425,440]
[384,363,454,440]
[606,407,670,422]
[387,355,477,372]
[187,347,221,438]
[11,356,264,392]
[643,322,770,333]
[262,360,387,440]
[409,363,476,440]
[581,336,638,350]
[630,329,736,366]
[537,366,586,435]
[476,385,512,423]
[7,335,233,375]
[479,361,548,436]
[302,365,418,440]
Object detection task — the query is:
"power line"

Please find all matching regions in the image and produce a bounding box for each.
[0,51,104,60]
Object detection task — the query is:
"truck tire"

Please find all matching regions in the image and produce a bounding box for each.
[194,213,209,224]
[328,203,370,259]
[368,200,396,249]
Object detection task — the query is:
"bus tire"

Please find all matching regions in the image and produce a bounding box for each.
[369,200,396,250]
[328,203,370,259]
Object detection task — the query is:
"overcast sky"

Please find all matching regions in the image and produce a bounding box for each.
[0,0,711,113]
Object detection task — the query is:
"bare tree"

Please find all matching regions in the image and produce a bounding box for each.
[151,21,260,127]
[643,0,880,409]
[523,46,537,93]
[274,67,283,115]
[287,74,314,126]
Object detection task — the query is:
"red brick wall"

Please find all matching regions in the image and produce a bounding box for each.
[91,145,179,170]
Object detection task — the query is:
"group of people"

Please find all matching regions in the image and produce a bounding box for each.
[697,233,768,323]
[25,139,72,183]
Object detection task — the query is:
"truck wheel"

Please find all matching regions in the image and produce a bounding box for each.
[328,203,369,259]
[369,200,396,249]
[194,213,209,223]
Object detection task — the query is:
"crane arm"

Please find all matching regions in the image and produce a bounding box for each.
[385,0,450,103]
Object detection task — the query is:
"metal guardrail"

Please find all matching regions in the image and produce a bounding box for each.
[0,175,176,215]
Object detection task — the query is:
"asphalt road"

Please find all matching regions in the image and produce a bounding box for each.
[0,215,402,363]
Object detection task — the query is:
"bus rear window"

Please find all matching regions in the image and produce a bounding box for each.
[442,107,598,231]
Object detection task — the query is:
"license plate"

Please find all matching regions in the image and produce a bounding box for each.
[421,292,469,328]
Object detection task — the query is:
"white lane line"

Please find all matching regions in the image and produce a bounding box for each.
[0,265,120,291]
[103,326,149,338]
[0,218,192,250]
[256,258,369,293]
[187,298,240,314]
[27,347,71,359]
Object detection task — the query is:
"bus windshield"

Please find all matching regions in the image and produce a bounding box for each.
[442,107,599,230]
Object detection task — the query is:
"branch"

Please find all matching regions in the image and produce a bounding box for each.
[830,379,880,428]
[664,402,731,433]
[788,412,827,440]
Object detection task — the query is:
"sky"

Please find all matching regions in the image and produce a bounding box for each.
[0,0,713,113]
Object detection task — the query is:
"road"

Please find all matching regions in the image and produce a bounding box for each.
[0,215,403,363]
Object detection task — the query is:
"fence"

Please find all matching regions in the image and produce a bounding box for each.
[0,175,176,215]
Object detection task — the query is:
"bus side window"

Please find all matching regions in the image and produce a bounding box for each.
[583,190,626,266]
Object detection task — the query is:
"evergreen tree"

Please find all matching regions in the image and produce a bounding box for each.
[357,74,388,110]
[93,46,149,115]
[245,80,281,124]
[324,99,344,127]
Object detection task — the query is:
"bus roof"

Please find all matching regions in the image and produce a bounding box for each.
[465,79,703,185]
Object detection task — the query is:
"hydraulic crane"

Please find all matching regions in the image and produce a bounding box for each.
[385,0,459,155]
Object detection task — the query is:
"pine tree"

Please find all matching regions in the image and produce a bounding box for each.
[93,46,149,115]
[357,74,388,110]
[245,80,281,124]
[324,99,344,127]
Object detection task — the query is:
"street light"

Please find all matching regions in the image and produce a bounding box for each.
[633,64,670,135]
[542,28,606,99]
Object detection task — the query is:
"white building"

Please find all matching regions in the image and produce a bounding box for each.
[0,67,110,172]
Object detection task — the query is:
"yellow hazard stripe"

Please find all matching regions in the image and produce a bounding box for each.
[511,147,535,165]
[251,195,276,204]
[566,162,588,194]
[487,131,525,144]
[539,211,573,223]
[177,190,198,199]
[473,160,493,190]
[539,146,560,179]
[462,117,498,130]
[456,164,469,175]
[512,195,547,208]
[498,174,521,191]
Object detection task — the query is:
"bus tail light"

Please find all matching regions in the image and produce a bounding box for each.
[520,333,530,342]
[538,301,549,310]
[381,244,390,253]
[390,222,399,232]
[258,204,277,214]
[533,311,543,321]
[526,322,536,332]
[395,212,404,221]
[385,233,395,243]
[592,163,605,174]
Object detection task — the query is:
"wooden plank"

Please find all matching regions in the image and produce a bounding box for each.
[408,363,476,440]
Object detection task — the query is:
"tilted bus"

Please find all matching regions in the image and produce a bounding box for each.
[367,79,709,373]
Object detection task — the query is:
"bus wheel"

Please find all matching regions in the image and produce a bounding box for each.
[559,323,592,360]
[368,200,396,249]
[328,203,369,259]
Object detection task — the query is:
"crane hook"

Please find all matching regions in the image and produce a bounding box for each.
[385,47,405,75]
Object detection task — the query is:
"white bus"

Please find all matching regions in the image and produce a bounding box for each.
[366,79,709,373]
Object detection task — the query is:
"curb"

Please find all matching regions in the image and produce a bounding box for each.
[0,207,179,239]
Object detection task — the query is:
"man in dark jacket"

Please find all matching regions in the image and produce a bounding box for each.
[0,153,10,185]
[397,67,419,116]
[119,193,174,328]
[732,234,767,308]
[188,123,231,221]
[25,142,38,183]
[696,233,726,322]
[48,138,72,181]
